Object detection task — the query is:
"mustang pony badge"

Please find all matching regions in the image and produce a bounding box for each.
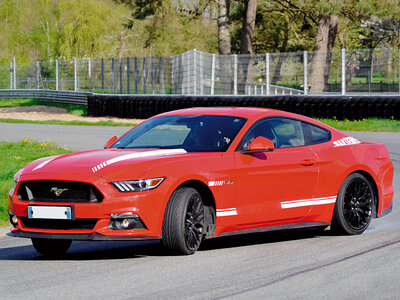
[51,187,68,196]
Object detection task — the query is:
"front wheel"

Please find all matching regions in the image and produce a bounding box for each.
[162,187,204,255]
[331,173,374,235]
[31,238,72,257]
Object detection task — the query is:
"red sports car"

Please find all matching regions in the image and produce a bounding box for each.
[8,107,394,255]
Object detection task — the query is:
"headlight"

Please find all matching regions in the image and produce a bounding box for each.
[111,177,165,192]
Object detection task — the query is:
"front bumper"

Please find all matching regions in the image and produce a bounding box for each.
[8,173,170,240]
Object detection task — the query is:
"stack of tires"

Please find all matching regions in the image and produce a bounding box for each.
[87,94,400,120]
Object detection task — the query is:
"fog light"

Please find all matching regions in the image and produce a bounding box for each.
[9,211,18,227]
[121,218,131,229]
[108,212,146,230]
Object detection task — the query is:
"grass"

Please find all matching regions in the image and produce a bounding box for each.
[0,139,72,225]
[318,118,400,132]
[0,220,9,227]
[0,99,87,116]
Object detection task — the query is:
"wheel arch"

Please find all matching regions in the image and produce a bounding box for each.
[175,180,216,238]
[348,170,379,218]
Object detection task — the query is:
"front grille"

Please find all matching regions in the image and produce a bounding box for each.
[17,181,103,203]
[21,217,98,230]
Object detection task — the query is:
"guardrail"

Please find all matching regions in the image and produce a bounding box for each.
[0,89,91,105]
[245,83,304,95]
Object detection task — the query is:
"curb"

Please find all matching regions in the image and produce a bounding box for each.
[0,226,10,239]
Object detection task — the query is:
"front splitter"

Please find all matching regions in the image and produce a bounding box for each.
[8,230,160,241]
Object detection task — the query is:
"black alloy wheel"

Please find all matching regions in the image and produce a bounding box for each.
[184,193,204,252]
[162,187,204,255]
[331,173,374,235]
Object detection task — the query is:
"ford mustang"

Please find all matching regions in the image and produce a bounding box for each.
[7,107,394,255]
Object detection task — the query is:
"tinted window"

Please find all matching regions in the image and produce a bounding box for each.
[237,120,279,151]
[111,115,247,152]
[302,122,331,145]
[237,117,305,150]
[268,118,305,148]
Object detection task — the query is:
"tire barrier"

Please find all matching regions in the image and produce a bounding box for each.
[87,94,400,120]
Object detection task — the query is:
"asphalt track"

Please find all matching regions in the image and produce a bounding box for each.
[0,123,399,299]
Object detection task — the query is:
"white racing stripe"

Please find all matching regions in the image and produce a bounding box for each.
[216,208,238,217]
[32,157,58,171]
[92,149,187,173]
[281,196,337,209]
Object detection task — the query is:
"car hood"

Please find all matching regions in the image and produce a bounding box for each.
[19,148,192,181]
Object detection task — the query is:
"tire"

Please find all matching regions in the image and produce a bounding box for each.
[331,173,374,235]
[31,238,72,257]
[162,187,204,255]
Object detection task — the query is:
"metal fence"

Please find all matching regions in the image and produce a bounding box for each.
[1,48,400,95]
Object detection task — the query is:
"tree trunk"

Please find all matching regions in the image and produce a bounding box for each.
[323,15,338,92]
[118,30,126,58]
[271,17,289,85]
[217,0,231,55]
[309,14,338,93]
[238,0,257,94]
[217,0,232,93]
[239,0,257,55]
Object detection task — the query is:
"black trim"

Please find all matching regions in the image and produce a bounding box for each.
[213,221,329,238]
[235,116,332,152]
[7,230,159,241]
[378,201,393,218]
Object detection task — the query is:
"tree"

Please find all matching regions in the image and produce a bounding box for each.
[308,14,339,92]
[217,0,232,55]
[239,0,257,55]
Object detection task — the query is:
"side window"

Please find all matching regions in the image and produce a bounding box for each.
[268,118,305,148]
[237,120,279,151]
[302,122,331,145]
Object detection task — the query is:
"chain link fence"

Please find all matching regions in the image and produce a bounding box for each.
[1,48,400,95]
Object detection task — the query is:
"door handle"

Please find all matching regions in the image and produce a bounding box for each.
[300,159,315,166]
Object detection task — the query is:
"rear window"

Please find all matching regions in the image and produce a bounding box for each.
[302,122,331,145]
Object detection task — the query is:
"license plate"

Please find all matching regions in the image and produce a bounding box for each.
[28,206,72,220]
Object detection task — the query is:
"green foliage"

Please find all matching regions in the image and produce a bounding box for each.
[0,140,72,223]
[56,0,125,59]
[318,118,400,131]
[1,0,400,64]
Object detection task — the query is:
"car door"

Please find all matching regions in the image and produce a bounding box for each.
[234,117,319,226]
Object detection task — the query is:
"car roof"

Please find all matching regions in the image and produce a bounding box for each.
[158,107,276,119]
[157,107,309,122]
[155,107,338,133]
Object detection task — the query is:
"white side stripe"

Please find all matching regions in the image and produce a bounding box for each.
[216,208,237,217]
[209,181,224,187]
[281,196,336,209]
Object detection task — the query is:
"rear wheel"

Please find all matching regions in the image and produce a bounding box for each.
[162,187,204,255]
[31,238,72,257]
[331,173,374,235]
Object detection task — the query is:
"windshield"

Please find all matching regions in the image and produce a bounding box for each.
[110,115,247,152]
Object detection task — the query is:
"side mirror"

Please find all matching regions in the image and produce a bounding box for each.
[104,136,117,149]
[242,136,275,155]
